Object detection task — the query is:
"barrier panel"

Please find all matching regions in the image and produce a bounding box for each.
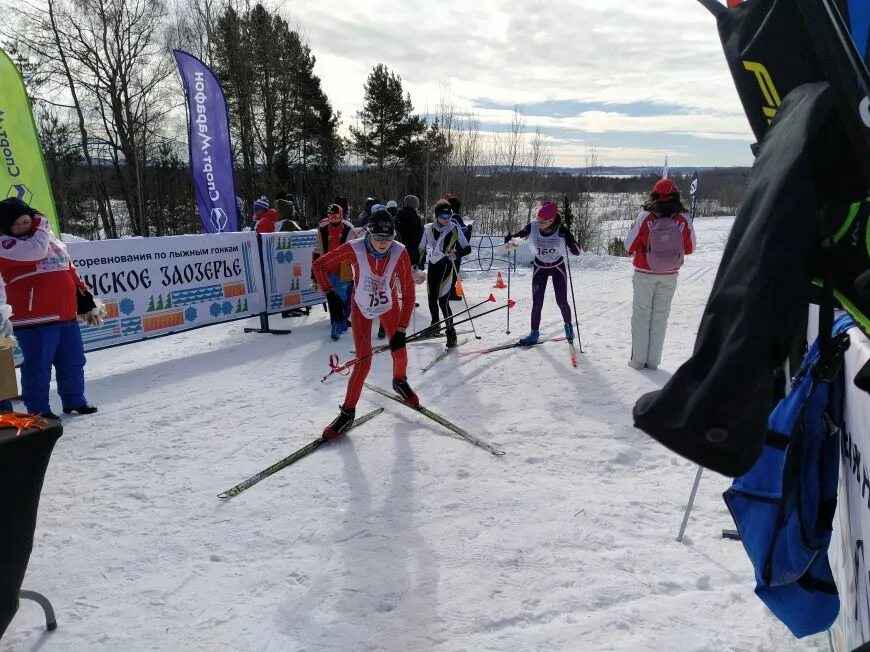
[259,230,325,313]
[67,232,267,351]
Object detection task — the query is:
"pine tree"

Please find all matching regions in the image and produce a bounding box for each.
[349,64,426,171]
[165,294,173,308]
[147,296,156,312]
[156,295,164,310]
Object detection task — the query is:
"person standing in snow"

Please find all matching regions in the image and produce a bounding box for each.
[0,198,103,419]
[385,200,399,217]
[504,200,581,345]
[395,195,425,270]
[624,178,695,370]
[312,204,357,340]
[253,196,279,233]
[313,209,418,438]
[357,197,379,228]
[421,199,471,348]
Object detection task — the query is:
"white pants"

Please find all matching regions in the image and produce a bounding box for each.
[631,271,678,367]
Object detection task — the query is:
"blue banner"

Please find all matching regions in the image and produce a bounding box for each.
[173,50,238,233]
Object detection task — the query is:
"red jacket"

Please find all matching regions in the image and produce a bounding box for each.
[0,219,86,327]
[312,239,415,329]
[625,210,695,274]
[255,209,279,233]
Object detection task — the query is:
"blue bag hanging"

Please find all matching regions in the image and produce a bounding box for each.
[723,314,854,637]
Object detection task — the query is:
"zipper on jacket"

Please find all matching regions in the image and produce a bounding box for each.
[28,288,34,312]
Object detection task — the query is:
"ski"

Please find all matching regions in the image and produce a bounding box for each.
[350,331,472,354]
[568,339,578,368]
[364,382,506,456]
[422,338,470,372]
[458,336,566,357]
[412,329,473,342]
[217,408,384,499]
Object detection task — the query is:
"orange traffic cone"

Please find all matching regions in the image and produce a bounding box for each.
[493,271,507,289]
[455,278,465,298]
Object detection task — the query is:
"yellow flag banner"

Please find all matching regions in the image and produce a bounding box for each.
[0,47,60,235]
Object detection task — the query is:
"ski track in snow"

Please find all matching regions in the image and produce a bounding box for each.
[4,217,826,652]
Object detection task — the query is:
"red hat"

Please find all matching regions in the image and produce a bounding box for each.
[537,201,559,221]
[652,178,677,200]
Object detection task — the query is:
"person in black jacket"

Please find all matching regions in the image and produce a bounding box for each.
[395,195,424,268]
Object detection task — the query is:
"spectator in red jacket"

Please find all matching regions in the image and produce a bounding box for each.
[252,196,278,234]
[624,179,696,370]
[0,198,103,418]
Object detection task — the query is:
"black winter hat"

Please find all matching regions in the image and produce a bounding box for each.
[367,208,395,237]
[0,198,34,236]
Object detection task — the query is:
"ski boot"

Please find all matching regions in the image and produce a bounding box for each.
[564,322,575,342]
[62,404,98,415]
[330,322,342,340]
[392,377,420,407]
[39,411,62,420]
[445,327,458,349]
[518,330,540,346]
[323,405,355,440]
[377,324,386,339]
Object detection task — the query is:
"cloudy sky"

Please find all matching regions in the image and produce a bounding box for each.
[286,0,755,168]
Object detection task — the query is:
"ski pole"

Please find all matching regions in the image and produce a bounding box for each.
[564,241,584,353]
[322,294,498,382]
[506,249,514,334]
[452,259,481,340]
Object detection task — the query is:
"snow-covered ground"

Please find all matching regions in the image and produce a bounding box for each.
[4,217,826,652]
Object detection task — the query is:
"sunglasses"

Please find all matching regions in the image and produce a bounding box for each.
[370,233,395,242]
[436,212,452,220]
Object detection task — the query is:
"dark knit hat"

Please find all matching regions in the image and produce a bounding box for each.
[403,195,420,210]
[367,209,395,237]
[0,198,34,236]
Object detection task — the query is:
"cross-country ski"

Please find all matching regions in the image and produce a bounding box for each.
[217,408,384,498]
[364,382,506,455]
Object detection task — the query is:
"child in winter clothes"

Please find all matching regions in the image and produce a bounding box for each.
[313,209,417,438]
[312,204,357,340]
[505,201,581,345]
[421,200,471,348]
[253,196,279,233]
[624,179,695,370]
[0,198,102,418]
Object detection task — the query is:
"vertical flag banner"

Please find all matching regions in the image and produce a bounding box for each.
[173,50,238,233]
[690,171,699,221]
[0,48,61,235]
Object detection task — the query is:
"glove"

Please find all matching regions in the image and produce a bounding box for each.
[80,298,107,327]
[0,304,13,339]
[389,330,406,351]
[412,267,427,285]
[76,287,98,315]
[503,234,512,244]
[447,250,457,262]
[311,281,320,293]
[504,241,519,253]
[28,215,43,236]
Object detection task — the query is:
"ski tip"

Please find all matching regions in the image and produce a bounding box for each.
[217,492,230,499]
[507,299,517,308]
[487,293,496,302]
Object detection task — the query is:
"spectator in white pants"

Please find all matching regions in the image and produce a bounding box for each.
[625,179,695,370]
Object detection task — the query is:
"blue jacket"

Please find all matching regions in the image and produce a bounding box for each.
[724,315,854,638]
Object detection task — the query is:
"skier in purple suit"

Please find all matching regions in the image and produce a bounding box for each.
[504,201,581,345]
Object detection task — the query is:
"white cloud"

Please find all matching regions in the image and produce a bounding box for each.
[284,0,753,166]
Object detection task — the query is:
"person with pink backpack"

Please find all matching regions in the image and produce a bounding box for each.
[624,179,695,370]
